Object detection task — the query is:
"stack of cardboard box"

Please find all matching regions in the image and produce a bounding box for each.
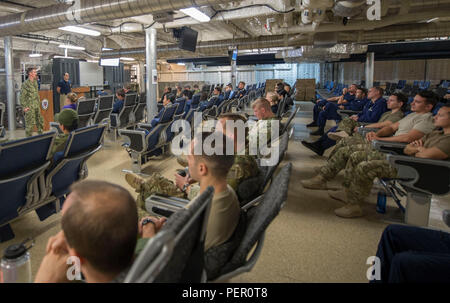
[265,79,284,94]
[295,79,316,101]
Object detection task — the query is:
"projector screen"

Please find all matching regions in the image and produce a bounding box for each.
[100,58,120,67]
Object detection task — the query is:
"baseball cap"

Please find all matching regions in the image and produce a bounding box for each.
[55,109,78,128]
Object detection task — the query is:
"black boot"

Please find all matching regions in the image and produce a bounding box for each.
[310,127,324,136]
[306,121,317,127]
[301,141,324,156]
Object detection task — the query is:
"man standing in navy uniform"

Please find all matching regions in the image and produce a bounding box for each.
[57,73,72,112]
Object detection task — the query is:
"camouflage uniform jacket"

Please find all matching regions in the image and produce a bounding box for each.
[20,79,40,110]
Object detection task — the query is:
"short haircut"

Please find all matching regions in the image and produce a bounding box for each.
[27,67,36,76]
[276,82,284,89]
[193,84,199,88]
[373,86,384,97]
[167,93,176,102]
[214,86,222,93]
[116,88,126,98]
[358,87,367,96]
[66,92,78,104]
[265,91,279,104]
[192,131,235,179]
[239,81,245,86]
[62,180,138,276]
[252,97,272,111]
[391,92,408,112]
[417,90,438,107]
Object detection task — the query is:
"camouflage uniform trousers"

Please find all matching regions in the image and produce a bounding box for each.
[135,172,187,218]
[336,117,360,136]
[342,150,398,206]
[25,107,44,137]
[319,142,370,181]
[328,133,366,159]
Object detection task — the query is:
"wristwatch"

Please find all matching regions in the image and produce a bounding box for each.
[141,218,156,227]
[182,183,190,193]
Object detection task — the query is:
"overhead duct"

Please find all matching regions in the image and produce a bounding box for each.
[0,0,237,37]
[278,43,367,62]
[333,0,366,18]
[313,32,338,48]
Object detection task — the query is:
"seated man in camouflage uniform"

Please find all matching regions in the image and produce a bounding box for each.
[248,97,280,158]
[331,104,450,218]
[301,91,439,218]
[125,114,259,218]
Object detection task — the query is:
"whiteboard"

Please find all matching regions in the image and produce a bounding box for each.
[79,62,104,86]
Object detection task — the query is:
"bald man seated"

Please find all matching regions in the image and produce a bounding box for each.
[34,180,165,283]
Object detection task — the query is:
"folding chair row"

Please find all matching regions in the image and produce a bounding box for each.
[0,124,106,242]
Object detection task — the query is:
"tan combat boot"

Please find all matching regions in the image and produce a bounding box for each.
[334,204,364,218]
[301,174,328,190]
[328,190,347,203]
[125,172,145,190]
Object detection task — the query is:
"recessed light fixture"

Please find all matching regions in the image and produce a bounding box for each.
[59,44,85,50]
[180,7,210,22]
[59,25,101,37]
[120,57,135,61]
[29,53,42,58]
[177,62,185,65]
[102,47,113,51]
[54,55,74,59]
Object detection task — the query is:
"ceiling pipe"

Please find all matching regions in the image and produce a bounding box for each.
[282,8,450,34]
[0,0,238,37]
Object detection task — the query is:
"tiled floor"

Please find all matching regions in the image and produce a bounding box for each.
[1,101,449,282]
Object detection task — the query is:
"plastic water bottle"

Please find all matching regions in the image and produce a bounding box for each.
[0,239,33,283]
[376,192,387,214]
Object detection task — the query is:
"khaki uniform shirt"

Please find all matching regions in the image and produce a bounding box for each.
[395,112,434,136]
[378,110,404,123]
[423,130,450,158]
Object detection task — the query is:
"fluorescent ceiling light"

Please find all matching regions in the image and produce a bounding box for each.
[177,62,185,65]
[59,44,85,50]
[59,25,101,36]
[180,7,210,22]
[29,53,42,58]
[426,17,439,23]
[54,56,74,59]
[102,47,113,51]
[120,57,135,61]
[87,60,99,63]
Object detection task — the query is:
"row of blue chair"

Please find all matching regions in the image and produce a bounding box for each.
[0,123,107,242]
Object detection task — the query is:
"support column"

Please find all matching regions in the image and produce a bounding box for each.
[145,27,158,121]
[4,36,15,131]
[231,53,237,88]
[365,52,374,89]
[138,61,145,93]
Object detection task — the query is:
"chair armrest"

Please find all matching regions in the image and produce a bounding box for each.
[145,194,189,216]
[372,140,407,155]
[386,154,450,195]
[443,210,450,228]
[119,129,147,153]
[337,110,361,116]
[137,123,153,132]
[357,126,380,136]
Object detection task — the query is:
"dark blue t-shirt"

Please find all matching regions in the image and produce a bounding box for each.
[57,80,72,95]
[112,98,124,113]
